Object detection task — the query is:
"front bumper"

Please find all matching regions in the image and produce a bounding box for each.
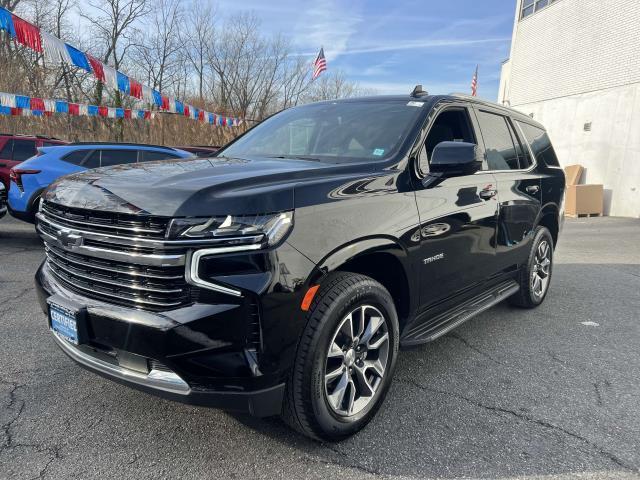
[36,263,286,417]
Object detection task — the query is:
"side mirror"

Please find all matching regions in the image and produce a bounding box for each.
[429,141,481,177]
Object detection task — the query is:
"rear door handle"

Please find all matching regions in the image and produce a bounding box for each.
[526,185,540,194]
[479,189,497,200]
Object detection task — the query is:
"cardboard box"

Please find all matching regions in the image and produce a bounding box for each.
[564,164,583,186]
[565,184,603,216]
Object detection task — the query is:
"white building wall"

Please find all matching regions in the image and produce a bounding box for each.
[501,0,640,217]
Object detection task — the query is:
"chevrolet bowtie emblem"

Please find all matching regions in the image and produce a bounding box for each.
[56,228,83,248]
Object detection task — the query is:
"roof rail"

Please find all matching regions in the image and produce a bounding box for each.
[69,142,176,150]
[449,92,481,101]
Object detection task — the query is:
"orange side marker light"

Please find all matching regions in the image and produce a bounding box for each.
[301,285,320,311]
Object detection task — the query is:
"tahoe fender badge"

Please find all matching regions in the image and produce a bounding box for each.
[423,253,445,265]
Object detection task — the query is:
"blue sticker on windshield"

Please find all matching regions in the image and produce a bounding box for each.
[373,148,385,156]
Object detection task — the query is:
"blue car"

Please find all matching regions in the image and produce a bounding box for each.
[8,143,193,223]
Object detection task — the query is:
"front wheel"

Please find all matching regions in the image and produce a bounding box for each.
[510,226,554,308]
[282,272,399,441]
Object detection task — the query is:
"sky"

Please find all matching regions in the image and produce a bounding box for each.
[214,0,517,101]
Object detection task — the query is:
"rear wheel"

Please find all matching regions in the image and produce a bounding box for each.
[282,272,399,441]
[510,226,554,308]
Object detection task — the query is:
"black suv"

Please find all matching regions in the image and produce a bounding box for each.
[35,92,565,440]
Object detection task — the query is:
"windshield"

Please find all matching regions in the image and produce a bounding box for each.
[219,100,424,163]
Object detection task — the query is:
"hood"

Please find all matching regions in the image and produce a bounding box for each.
[43,156,369,217]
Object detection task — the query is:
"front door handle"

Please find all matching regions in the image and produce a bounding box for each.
[526,185,540,194]
[479,189,497,200]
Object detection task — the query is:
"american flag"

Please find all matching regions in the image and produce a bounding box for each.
[313,47,327,80]
[471,65,478,97]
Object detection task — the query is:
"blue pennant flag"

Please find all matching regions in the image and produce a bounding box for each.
[15,95,30,109]
[116,72,130,95]
[65,44,92,72]
[152,89,162,107]
[115,107,124,118]
[87,105,98,116]
[0,7,15,37]
[175,100,184,114]
[0,106,11,115]
[55,100,68,113]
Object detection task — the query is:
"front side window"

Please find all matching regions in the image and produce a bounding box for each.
[12,139,37,161]
[477,111,521,171]
[424,108,476,161]
[219,101,423,164]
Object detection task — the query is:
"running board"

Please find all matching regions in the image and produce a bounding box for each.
[401,279,519,346]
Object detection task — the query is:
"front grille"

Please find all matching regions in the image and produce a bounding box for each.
[41,201,169,239]
[45,244,191,310]
[40,200,192,311]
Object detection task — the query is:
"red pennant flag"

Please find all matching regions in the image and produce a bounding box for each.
[98,106,108,117]
[222,117,227,127]
[87,55,105,83]
[44,111,53,117]
[12,16,42,52]
[124,109,132,119]
[68,103,79,115]
[198,110,204,121]
[161,96,169,111]
[11,108,21,116]
[30,97,45,111]
[143,111,151,119]
[129,79,142,99]
[184,105,190,118]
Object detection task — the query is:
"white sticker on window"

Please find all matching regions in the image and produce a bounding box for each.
[407,101,424,107]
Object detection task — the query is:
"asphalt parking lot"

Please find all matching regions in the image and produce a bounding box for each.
[1,215,639,480]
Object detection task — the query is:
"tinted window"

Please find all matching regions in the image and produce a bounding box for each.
[63,150,90,165]
[220,101,423,163]
[424,108,476,161]
[12,139,37,161]
[99,149,138,167]
[43,141,62,147]
[518,122,560,167]
[83,151,101,169]
[0,139,12,159]
[477,111,520,171]
[141,150,179,162]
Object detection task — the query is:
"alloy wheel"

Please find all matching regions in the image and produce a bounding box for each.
[531,239,552,299]
[324,305,390,417]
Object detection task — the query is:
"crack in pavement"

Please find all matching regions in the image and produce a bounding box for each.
[445,331,506,366]
[307,443,384,477]
[397,378,638,473]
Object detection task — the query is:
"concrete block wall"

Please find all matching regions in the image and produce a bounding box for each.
[517,83,640,218]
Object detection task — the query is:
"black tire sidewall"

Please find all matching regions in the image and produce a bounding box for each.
[305,277,399,439]
[524,227,554,306]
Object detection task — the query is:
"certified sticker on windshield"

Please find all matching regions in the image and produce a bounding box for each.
[373,148,385,156]
[407,101,424,107]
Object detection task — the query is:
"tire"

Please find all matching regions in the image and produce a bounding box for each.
[509,226,554,308]
[282,272,399,441]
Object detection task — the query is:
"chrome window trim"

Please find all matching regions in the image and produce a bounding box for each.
[41,204,165,234]
[186,244,263,297]
[51,331,190,394]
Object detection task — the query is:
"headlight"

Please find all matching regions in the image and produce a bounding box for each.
[168,211,293,248]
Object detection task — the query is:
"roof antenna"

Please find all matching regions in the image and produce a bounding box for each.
[410,84,428,97]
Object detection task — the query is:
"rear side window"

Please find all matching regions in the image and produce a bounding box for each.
[141,150,179,162]
[517,122,560,167]
[12,139,37,161]
[0,139,12,159]
[43,141,62,147]
[84,151,101,169]
[62,150,90,165]
[477,111,521,171]
[99,149,138,167]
